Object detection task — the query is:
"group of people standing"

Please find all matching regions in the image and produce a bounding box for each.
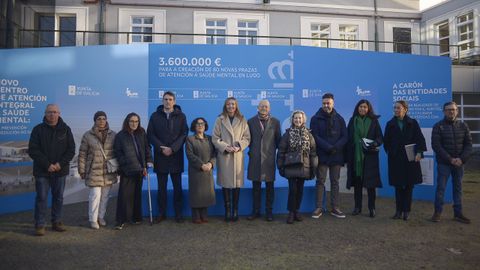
[28,92,473,236]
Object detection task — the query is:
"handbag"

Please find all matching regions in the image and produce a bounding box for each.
[98,141,119,174]
[284,149,304,166]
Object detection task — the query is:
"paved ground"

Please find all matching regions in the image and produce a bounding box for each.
[1,167,479,270]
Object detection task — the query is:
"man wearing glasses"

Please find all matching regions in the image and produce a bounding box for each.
[28,104,75,236]
[431,101,472,224]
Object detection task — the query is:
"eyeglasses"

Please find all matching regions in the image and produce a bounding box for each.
[196,122,205,126]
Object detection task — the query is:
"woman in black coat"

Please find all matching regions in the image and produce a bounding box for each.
[277,110,318,224]
[384,100,426,221]
[346,99,383,218]
[114,113,152,230]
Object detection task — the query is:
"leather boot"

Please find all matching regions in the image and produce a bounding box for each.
[222,188,231,222]
[286,212,294,224]
[392,211,402,219]
[232,188,240,222]
[294,210,303,222]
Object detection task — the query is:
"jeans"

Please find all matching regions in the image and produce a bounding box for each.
[316,164,341,210]
[34,176,66,227]
[434,163,464,215]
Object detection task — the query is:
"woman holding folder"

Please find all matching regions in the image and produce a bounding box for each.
[384,100,426,221]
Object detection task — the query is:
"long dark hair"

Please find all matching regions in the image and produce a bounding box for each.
[352,99,377,119]
[122,112,145,134]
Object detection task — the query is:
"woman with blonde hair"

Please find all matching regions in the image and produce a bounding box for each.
[212,97,251,222]
[277,110,318,224]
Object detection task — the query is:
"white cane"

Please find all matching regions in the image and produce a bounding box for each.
[146,168,153,226]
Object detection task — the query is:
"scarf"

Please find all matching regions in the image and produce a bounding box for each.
[288,126,310,154]
[93,122,109,144]
[258,113,270,133]
[353,116,371,178]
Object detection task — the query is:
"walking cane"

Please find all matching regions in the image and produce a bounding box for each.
[146,168,153,226]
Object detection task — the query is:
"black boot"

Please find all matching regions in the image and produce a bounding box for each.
[294,210,303,222]
[222,188,231,222]
[392,211,402,219]
[369,209,376,218]
[286,212,294,224]
[403,211,410,221]
[266,210,274,222]
[232,188,240,222]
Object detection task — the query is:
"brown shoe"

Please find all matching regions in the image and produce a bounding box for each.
[35,226,45,236]
[431,212,441,222]
[454,213,471,224]
[52,222,67,232]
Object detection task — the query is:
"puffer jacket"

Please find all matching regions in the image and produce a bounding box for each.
[277,129,318,180]
[78,126,118,187]
[432,117,472,165]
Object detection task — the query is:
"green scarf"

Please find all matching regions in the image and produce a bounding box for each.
[353,116,372,178]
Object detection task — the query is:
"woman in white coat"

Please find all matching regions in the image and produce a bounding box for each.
[213,97,251,222]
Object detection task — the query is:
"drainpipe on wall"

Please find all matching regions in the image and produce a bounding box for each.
[373,0,379,51]
[99,0,106,45]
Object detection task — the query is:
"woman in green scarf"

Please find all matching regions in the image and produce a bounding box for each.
[346,100,384,218]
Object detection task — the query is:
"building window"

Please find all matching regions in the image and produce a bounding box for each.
[118,9,166,44]
[339,25,358,49]
[206,19,227,44]
[311,23,330,48]
[393,27,412,54]
[457,11,474,52]
[131,16,153,43]
[37,14,77,47]
[436,20,450,56]
[238,20,258,45]
[454,93,480,147]
[194,11,269,45]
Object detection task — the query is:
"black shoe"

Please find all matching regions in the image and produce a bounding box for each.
[175,217,184,223]
[392,211,402,219]
[266,210,274,222]
[294,211,303,222]
[352,208,362,216]
[247,211,260,221]
[454,213,471,224]
[403,212,410,221]
[286,212,294,224]
[114,223,124,230]
[369,209,376,218]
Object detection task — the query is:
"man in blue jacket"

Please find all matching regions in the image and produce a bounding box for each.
[310,93,348,219]
[28,104,75,236]
[147,91,188,223]
[431,101,472,224]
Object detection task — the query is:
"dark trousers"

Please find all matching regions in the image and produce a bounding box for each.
[192,207,208,221]
[34,176,66,227]
[287,178,305,212]
[157,173,182,218]
[251,181,274,213]
[116,174,143,224]
[395,185,413,213]
[354,181,376,210]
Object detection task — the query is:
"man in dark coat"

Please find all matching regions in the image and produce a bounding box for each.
[310,93,348,219]
[28,104,75,236]
[431,101,472,224]
[147,91,188,223]
[246,100,281,221]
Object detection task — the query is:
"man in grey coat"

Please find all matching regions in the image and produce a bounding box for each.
[246,100,281,221]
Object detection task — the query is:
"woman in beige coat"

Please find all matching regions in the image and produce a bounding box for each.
[78,111,117,229]
[213,97,251,222]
